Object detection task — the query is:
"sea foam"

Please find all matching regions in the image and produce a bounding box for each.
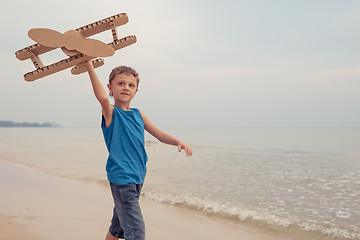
[142,186,360,240]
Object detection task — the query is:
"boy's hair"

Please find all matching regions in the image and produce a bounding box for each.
[109,66,140,87]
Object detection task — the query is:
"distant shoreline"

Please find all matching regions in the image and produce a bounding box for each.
[0,120,62,128]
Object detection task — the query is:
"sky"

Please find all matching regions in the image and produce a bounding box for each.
[0,0,359,128]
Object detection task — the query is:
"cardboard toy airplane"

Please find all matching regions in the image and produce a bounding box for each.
[15,13,136,82]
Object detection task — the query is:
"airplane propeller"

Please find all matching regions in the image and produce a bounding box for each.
[28,28,115,58]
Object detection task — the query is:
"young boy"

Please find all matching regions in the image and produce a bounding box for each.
[79,60,192,240]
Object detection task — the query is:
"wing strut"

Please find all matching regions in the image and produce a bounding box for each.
[26,48,44,69]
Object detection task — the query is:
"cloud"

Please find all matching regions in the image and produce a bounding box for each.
[2,0,360,127]
[292,66,360,94]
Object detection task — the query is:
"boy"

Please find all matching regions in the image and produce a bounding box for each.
[79,60,192,240]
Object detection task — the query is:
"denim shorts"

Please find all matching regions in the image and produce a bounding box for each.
[109,183,145,240]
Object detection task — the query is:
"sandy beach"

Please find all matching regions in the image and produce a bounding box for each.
[0,159,324,240]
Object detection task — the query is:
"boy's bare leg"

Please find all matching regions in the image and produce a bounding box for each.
[105,231,118,240]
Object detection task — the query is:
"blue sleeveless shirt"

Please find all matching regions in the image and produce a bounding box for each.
[101,106,148,185]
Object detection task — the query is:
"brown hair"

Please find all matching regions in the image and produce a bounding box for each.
[108,66,140,87]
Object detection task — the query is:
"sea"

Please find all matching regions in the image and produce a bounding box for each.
[0,127,359,239]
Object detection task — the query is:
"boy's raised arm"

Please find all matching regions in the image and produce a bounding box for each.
[79,61,113,124]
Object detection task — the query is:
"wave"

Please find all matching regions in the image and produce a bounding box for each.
[142,186,360,240]
[3,158,359,239]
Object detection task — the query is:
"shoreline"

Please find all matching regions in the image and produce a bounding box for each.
[0,160,327,240]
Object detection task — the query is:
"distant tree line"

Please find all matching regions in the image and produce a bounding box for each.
[0,120,61,128]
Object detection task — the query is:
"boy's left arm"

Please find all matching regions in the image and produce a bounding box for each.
[140,110,192,156]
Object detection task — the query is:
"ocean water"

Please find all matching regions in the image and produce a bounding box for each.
[0,127,359,239]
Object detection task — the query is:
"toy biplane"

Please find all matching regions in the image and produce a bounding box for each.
[15,13,136,82]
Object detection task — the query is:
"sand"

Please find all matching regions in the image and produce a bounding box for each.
[0,160,299,240]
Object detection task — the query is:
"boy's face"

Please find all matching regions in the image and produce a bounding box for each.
[108,73,138,103]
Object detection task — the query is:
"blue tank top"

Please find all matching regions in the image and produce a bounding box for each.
[101,106,148,185]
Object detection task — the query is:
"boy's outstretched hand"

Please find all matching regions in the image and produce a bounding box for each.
[178,142,193,156]
[140,110,192,157]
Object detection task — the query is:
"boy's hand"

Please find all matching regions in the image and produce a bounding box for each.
[178,142,192,156]
[77,60,94,70]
